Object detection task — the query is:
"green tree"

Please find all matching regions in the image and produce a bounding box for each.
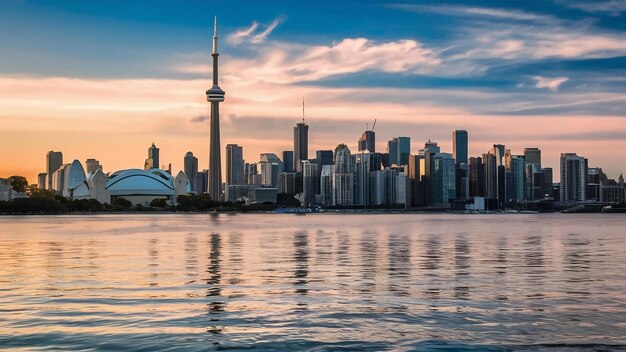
[8,176,28,193]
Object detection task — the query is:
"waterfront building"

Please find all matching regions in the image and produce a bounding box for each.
[144,143,159,170]
[453,130,468,165]
[560,153,587,202]
[206,17,226,201]
[259,153,284,188]
[294,121,309,172]
[197,169,209,194]
[455,163,469,201]
[387,137,410,166]
[85,159,102,174]
[541,167,553,200]
[46,150,63,190]
[0,179,12,201]
[354,152,383,206]
[469,157,485,198]
[278,172,297,196]
[358,130,376,153]
[320,165,333,206]
[37,173,47,191]
[282,151,294,173]
[429,152,456,207]
[332,144,353,206]
[301,160,319,207]
[184,152,199,192]
[226,144,244,185]
[504,150,525,203]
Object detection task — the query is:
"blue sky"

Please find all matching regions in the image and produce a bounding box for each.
[1,0,625,181]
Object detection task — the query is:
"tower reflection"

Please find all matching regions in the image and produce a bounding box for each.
[293,231,309,310]
[206,232,224,336]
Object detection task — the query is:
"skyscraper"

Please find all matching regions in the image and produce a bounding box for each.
[301,160,319,207]
[541,167,553,200]
[282,151,294,173]
[85,158,102,174]
[358,130,376,153]
[294,121,309,172]
[226,144,244,185]
[453,130,468,165]
[184,152,199,192]
[37,173,47,191]
[46,150,63,190]
[524,148,542,171]
[206,17,226,201]
[560,153,587,202]
[332,144,353,206]
[144,143,159,170]
[387,137,410,166]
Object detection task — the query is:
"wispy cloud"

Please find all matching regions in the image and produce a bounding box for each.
[560,0,626,15]
[389,4,555,22]
[533,76,569,92]
[227,17,285,45]
[189,115,209,123]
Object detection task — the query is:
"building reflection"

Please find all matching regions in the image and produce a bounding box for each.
[523,235,545,299]
[148,238,159,287]
[293,231,309,308]
[388,233,411,297]
[453,235,470,300]
[206,232,224,336]
[421,235,441,300]
[563,235,592,296]
[227,232,244,286]
[184,234,198,284]
[359,232,378,295]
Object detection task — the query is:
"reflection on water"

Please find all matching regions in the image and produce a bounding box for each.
[0,213,626,351]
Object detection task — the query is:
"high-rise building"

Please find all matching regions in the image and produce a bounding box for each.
[46,150,63,190]
[245,163,259,185]
[197,169,209,194]
[429,153,456,207]
[560,153,587,202]
[332,144,353,206]
[483,152,498,201]
[278,172,298,196]
[406,155,424,207]
[184,152,199,192]
[320,165,333,206]
[504,150,525,203]
[353,152,383,206]
[453,130,468,165]
[358,130,376,153]
[294,121,309,172]
[541,167,553,200]
[469,157,485,198]
[144,143,159,170]
[226,144,244,185]
[206,17,226,201]
[387,137,410,166]
[301,160,319,207]
[282,151,294,173]
[85,159,102,174]
[259,153,284,188]
[37,173,47,191]
[524,148,542,172]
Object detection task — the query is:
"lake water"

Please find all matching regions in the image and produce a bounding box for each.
[1,214,625,351]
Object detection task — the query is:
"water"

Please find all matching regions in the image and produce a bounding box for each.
[1,214,625,351]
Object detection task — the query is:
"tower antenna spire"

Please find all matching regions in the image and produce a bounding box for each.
[212,16,218,54]
[302,96,305,123]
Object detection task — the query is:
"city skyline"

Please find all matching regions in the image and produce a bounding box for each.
[2,1,626,183]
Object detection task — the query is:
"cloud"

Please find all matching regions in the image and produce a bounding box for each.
[533,76,569,91]
[560,0,626,15]
[227,21,259,45]
[389,4,555,22]
[190,115,209,123]
[227,17,285,45]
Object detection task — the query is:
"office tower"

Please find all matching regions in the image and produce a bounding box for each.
[302,160,319,207]
[294,120,309,172]
[455,163,469,201]
[332,144,353,206]
[524,163,535,201]
[560,153,587,202]
[225,144,244,185]
[37,173,47,190]
[353,152,384,206]
[524,147,542,199]
[469,157,485,198]
[282,151,294,173]
[453,130,468,165]
[483,152,498,201]
[207,17,226,201]
[417,140,441,206]
[259,153,284,188]
[429,153,456,207]
[184,152,199,192]
[524,148,542,171]
[358,130,376,153]
[197,169,209,194]
[541,167,553,200]
[490,144,505,166]
[379,168,406,206]
[504,150,525,203]
[245,163,258,185]
[320,165,333,206]
[278,172,297,196]
[46,150,63,190]
[406,155,424,207]
[387,137,410,165]
[85,159,102,174]
[144,143,159,170]
[586,167,604,201]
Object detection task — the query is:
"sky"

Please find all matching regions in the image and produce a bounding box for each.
[1,0,626,183]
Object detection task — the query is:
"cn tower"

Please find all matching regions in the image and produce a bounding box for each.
[206,17,225,201]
